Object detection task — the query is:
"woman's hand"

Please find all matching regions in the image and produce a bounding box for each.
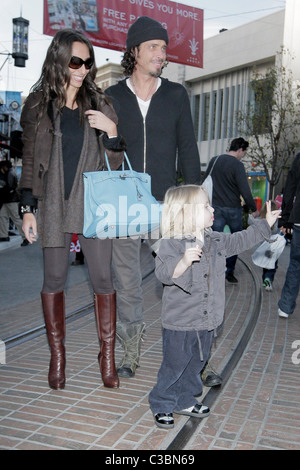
[85,110,117,137]
[22,213,38,244]
[265,200,281,227]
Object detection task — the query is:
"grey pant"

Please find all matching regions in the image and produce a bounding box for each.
[149,329,213,414]
[0,202,25,239]
[112,237,143,324]
[42,233,113,294]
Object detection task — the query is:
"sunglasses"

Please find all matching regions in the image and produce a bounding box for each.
[69,56,94,70]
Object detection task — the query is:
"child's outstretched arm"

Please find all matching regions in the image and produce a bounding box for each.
[265,200,281,227]
[173,245,202,278]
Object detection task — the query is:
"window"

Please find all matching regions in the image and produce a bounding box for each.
[228,86,235,139]
[193,95,200,140]
[211,91,217,140]
[222,87,229,138]
[202,92,210,141]
[216,89,223,140]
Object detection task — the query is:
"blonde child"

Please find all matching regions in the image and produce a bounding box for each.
[149,185,281,429]
[259,201,282,291]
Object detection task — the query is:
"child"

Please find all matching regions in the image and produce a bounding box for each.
[149,185,281,429]
[257,201,283,292]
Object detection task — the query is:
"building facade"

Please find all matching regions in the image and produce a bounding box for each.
[96,2,300,197]
[162,9,287,171]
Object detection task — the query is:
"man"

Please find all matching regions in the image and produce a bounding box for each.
[106,16,201,378]
[202,137,259,284]
[278,152,300,318]
[0,160,28,246]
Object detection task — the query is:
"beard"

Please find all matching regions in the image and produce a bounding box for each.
[149,60,166,78]
[150,71,162,78]
[150,64,165,78]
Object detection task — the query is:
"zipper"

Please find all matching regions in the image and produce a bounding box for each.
[143,117,146,173]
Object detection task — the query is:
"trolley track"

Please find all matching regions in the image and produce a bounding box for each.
[3,265,155,350]
[166,257,261,450]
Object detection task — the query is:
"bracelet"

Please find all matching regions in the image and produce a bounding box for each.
[20,205,35,214]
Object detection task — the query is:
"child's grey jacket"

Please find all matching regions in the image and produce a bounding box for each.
[155,217,271,332]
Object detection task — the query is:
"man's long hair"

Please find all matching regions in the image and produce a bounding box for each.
[121,46,168,77]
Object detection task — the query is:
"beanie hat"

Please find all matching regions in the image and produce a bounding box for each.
[126,16,169,51]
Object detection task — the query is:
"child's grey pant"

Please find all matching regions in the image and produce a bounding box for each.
[149,328,213,415]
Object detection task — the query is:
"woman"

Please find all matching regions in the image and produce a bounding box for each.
[19,29,125,390]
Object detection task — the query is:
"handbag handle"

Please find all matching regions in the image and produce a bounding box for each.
[208,155,219,176]
[104,152,133,173]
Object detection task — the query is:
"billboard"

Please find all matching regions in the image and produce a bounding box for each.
[43,0,203,68]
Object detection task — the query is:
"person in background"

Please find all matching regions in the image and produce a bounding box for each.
[278,152,300,318]
[105,16,201,379]
[0,160,28,246]
[202,137,260,284]
[259,200,281,292]
[200,137,260,386]
[19,29,125,390]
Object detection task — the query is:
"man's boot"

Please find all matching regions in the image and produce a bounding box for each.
[94,293,119,388]
[201,361,222,387]
[41,291,66,390]
[116,322,146,378]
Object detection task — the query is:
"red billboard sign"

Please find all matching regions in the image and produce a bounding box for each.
[43,0,203,68]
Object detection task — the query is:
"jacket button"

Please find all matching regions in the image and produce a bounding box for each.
[204,293,208,298]
[203,310,208,315]
[204,273,208,278]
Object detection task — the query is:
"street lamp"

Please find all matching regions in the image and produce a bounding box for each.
[12,16,29,67]
[0,15,29,71]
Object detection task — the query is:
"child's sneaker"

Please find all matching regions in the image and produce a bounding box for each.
[154,413,174,429]
[263,278,273,291]
[174,403,210,418]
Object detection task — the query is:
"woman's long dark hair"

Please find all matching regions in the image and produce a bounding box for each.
[31,29,108,123]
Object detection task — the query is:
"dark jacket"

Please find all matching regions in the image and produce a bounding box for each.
[19,91,124,205]
[155,217,271,332]
[106,77,201,200]
[280,152,300,228]
[202,154,257,212]
[0,167,19,204]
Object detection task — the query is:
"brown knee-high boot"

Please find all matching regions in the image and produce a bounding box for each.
[41,291,66,390]
[94,292,119,388]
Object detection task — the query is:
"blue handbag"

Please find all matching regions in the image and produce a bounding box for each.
[83,152,161,238]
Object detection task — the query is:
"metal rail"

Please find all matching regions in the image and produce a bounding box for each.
[4,265,155,350]
[4,257,261,451]
[166,258,261,450]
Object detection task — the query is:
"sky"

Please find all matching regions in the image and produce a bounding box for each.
[0,0,286,97]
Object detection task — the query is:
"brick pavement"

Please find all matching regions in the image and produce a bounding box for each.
[185,250,300,450]
[0,242,299,450]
